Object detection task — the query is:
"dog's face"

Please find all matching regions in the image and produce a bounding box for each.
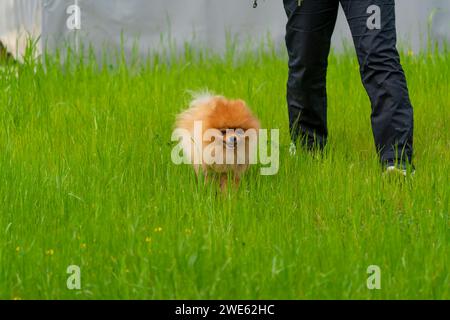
[205,98,260,151]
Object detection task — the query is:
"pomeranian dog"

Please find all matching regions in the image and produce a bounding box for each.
[175,93,260,190]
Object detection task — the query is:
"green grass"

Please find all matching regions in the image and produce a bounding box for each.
[0,42,448,300]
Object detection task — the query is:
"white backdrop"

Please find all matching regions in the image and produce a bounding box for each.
[1,0,449,60]
[0,0,41,60]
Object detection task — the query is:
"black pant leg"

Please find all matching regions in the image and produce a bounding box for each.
[340,0,414,164]
[284,0,339,148]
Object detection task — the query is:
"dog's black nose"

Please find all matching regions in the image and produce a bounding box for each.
[228,136,237,144]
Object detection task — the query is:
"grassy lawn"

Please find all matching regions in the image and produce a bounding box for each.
[0,43,448,299]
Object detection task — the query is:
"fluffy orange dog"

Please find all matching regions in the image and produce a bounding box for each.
[175,93,260,190]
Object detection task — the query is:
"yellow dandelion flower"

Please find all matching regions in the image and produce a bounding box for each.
[154,227,163,232]
[145,237,152,243]
[45,249,54,256]
[15,246,21,252]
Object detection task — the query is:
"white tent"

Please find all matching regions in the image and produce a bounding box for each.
[1,0,449,61]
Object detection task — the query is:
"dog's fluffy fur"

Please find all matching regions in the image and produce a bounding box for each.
[175,93,260,190]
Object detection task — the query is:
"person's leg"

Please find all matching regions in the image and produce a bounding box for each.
[284,0,339,149]
[340,0,414,166]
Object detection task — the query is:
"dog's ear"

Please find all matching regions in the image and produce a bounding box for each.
[235,100,261,130]
[210,96,225,111]
[235,99,247,108]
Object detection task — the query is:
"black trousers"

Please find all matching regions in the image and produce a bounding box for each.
[284,0,413,165]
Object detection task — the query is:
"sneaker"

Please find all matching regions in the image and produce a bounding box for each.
[383,163,415,177]
[289,142,297,156]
